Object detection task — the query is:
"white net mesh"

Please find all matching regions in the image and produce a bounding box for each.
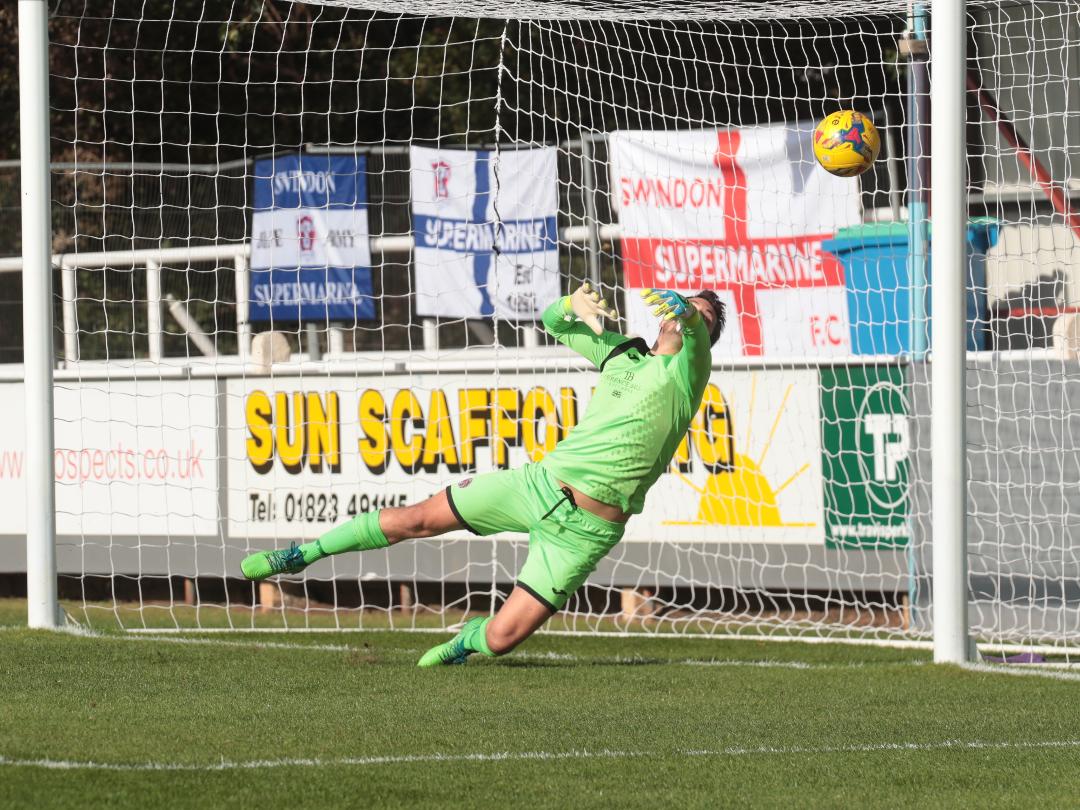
[1,1,1078,653]
[964,3,1080,651]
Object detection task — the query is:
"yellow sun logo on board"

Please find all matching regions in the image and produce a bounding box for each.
[664,374,815,528]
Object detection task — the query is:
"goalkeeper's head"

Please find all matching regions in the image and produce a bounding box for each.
[690,290,726,346]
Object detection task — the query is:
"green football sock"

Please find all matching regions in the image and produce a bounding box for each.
[460,616,496,657]
[299,510,388,564]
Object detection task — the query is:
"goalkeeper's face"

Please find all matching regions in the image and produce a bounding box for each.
[690,296,719,332]
[653,297,719,355]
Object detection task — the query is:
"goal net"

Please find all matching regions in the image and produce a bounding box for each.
[3,0,1079,654]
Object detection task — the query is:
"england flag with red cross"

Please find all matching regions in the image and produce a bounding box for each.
[610,124,861,357]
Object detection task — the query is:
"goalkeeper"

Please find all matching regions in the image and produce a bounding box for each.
[241,283,724,667]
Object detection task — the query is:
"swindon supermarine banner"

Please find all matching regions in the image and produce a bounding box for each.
[410,146,561,319]
[250,154,375,322]
[609,125,860,357]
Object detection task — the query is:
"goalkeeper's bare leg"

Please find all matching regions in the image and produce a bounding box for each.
[415,587,552,667]
[240,490,552,662]
[240,491,460,579]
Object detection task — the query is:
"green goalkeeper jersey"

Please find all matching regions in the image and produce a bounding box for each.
[539,295,713,515]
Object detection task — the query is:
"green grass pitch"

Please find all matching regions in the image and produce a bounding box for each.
[1,599,1079,809]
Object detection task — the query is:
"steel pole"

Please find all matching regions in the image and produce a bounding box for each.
[580,134,603,290]
[146,260,163,361]
[234,253,252,360]
[908,4,931,358]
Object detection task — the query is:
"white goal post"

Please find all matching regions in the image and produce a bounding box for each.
[928,0,969,663]
[12,0,1080,661]
[19,0,59,630]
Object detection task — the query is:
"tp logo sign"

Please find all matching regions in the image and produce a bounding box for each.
[820,366,910,548]
[858,382,910,511]
[863,414,908,483]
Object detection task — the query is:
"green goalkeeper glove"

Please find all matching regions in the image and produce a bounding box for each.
[567,281,618,336]
[641,288,695,322]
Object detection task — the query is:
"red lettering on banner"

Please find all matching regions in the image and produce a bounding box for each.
[622,235,845,356]
[809,313,845,347]
[619,176,727,209]
[622,237,842,290]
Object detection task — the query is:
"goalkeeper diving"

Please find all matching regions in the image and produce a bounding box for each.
[241,284,725,666]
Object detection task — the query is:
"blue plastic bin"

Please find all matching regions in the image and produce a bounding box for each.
[822,219,999,354]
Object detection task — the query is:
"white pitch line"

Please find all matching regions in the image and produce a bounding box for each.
[512,652,819,669]
[0,749,643,772]
[680,658,813,669]
[11,626,1079,677]
[113,626,1080,658]
[962,662,1080,683]
[0,628,878,668]
[508,650,582,662]
[116,644,858,670]
[3,739,1079,772]
[119,635,358,654]
[685,738,1080,757]
[11,625,361,654]
[88,639,1080,676]
[7,625,376,655]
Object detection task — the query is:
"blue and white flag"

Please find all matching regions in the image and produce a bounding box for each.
[250,154,374,323]
[411,146,560,319]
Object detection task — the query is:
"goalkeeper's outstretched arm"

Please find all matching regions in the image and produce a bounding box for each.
[541,282,627,369]
[640,288,717,401]
[672,298,713,395]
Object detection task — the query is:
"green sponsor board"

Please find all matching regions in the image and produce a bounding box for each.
[820,365,910,548]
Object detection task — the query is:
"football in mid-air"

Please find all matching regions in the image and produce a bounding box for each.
[812,110,881,177]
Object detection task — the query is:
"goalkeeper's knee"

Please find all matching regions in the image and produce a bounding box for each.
[484,618,535,655]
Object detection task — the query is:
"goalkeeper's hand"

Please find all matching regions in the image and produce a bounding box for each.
[568,281,618,336]
[641,288,694,323]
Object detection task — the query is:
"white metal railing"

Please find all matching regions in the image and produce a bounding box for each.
[2,223,1076,370]
[0,222,622,363]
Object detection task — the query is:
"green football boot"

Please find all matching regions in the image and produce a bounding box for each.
[417,617,487,668]
[240,542,310,581]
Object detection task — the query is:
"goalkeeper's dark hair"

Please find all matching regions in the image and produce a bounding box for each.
[692,290,727,346]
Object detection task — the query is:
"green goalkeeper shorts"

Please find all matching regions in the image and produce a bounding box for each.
[445,463,626,612]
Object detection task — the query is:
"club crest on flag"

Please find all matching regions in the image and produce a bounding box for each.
[432,161,451,200]
[297,214,316,254]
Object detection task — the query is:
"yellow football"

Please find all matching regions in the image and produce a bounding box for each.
[813,110,881,177]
